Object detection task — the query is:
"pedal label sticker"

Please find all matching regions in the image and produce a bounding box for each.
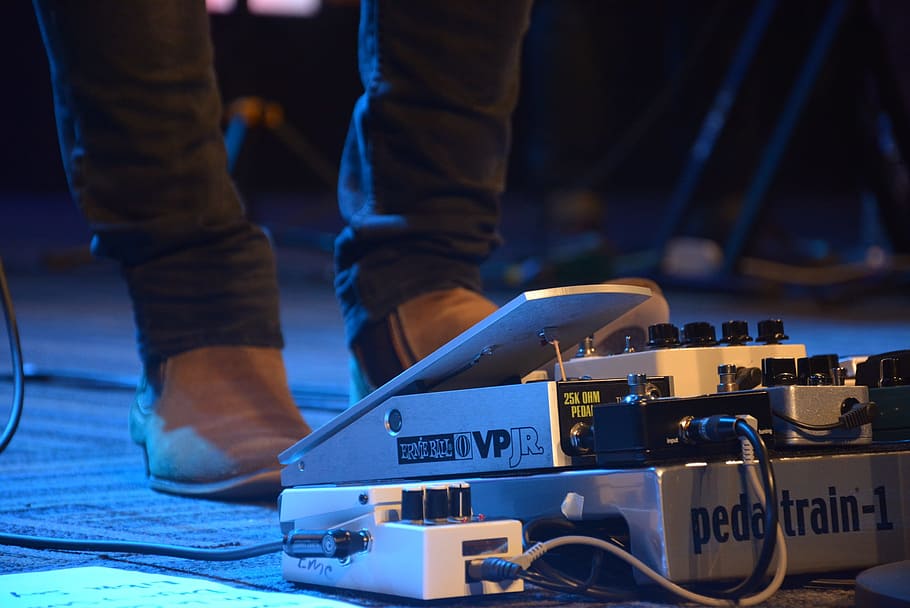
[397,433,458,464]
[397,427,544,467]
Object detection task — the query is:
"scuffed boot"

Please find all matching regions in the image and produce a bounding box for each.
[349,287,498,401]
[129,346,311,500]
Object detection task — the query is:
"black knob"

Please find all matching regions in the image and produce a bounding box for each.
[762,357,797,386]
[880,358,906,387]
[720,320,752,345]
[425,486,449,522]
[448,483,472,520]
[797,354,839,385]
[681,322,717,347]
[647,323,680,348]
[756,319,789,344]
[401,487,425,521]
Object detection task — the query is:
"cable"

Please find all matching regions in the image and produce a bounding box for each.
[0,258,24,455]
[720,419,778,595]
[772,401,878,431]
[474,529,786,607]
[680,415,779,597]
[518,517,637,601]
[0,532,281,561]
[472,415,787,605]
[0,365,348,412]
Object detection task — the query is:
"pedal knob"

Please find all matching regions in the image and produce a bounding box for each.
[425,486,449,523]
[756,319,789,344]
[797,354,839,385]
[720,320,752,345]
[681,322,717,347]
[880,358,906,387]
[401,487,425,522]
[762,357,797,386]
[448,483,472,521]
[647,323,680,348]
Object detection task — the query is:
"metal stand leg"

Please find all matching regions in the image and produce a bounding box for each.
[721,0,850,275]
[652,0,779,267]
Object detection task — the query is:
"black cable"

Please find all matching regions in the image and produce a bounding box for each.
[679,415,779,597]
[520,516,637,601]
[0,366,348,412]
[0,366,137,391]
[0,532,281,561]
[711,418,778,597]
[517,569,636,602]
[511,418,779,603]
[0,258,24,455]
[773,410,842,430]
[772,402,878,431]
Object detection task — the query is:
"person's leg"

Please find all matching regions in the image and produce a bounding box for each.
[335,1,670,398]
[32,0,309,498]
[336,0,534,394]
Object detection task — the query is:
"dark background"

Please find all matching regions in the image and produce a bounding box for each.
[0,1,872,193]
[2,0,909,282]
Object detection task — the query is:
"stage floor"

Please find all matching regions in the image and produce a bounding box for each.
[0,240,907,606]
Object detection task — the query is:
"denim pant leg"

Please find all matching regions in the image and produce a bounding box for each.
[32,0,284,368]
[335,0,534,345]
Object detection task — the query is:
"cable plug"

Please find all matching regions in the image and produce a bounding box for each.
[736,415,759,464]
[466,541,549,583]
[679,414,739,444]
[838,401,878,429]
[466,558,522,582]
[283,529,370,559]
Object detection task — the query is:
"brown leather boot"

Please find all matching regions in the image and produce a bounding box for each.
[129,346,311,499]
[350,287,499,401]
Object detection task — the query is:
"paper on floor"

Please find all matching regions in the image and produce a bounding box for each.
[0,566,360,608]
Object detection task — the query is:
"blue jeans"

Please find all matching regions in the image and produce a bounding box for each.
[33,0,532,367]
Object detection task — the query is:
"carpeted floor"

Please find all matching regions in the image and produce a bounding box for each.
[0,257,907,607]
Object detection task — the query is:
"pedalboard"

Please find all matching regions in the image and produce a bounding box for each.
[280,451,910,594]
[277,285,910,601]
